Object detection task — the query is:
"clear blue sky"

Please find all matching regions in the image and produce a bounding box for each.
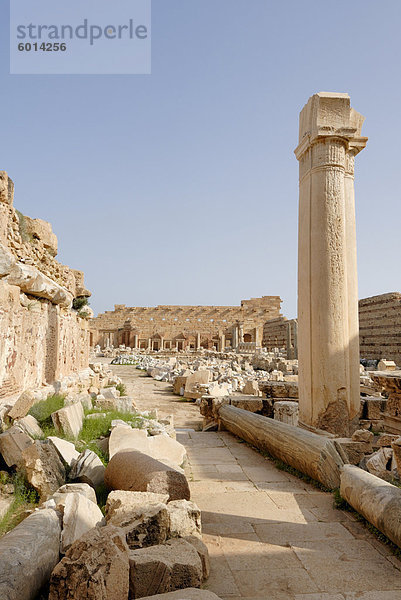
[1,0,400,318]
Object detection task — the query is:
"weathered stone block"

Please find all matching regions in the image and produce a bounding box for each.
[167,499,201,538]
[99,386,120,399]
[365,447,393,480]
[173,376,187,396]
[365,397,385,420]
[128,539,202,598]
[0,425,33,467]
[378,360,397,372]
[386,395,401,418]
[52,402,84,439]
[105,490,169,521]
[376,433,398,447]
[149,434,186,468]
[335,438,367,465]
[109,427,186,468]
[49,524,130,600]
[184,372,211,400]
[199,396,229,421]
[14,415,43,438]
[231,397,263,413]
[23,215,58,257]
[109,427,150,459]
[273,400,299,426]
[352,429,374,444]
[70,449,105,488]
[242,380,259,395]
[183,536,210,580]
[6,263,73,308]
[105,450,190,501]
[21,439,65,498]
[54,491,104,553]
[259,381,298,399]
[140,590,220,600]
[7,390,36,420]
[391,437,401,473]
[106,494,169,550]
[48,436,80,467]
[55,482,97,504]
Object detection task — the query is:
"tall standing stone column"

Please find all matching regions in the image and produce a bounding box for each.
[294,93,367,436]
[232,324,239,350]
[286,322,292,359]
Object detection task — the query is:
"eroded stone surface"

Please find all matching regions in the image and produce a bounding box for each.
[0,509,61,600]
[105,490,169,521]
[55,491,104,553]
[48,436,80,467]
[55,482,97,504]
[52,402,84,439]
[183,535,210,580]
[139,590,220,600]
[0,425,33,467]
[129,539,203,598]
[49,524,129,600]
[106,491,169,549]
[21,439,65,498]
[14,415,43,438]
[7,391,36,420]
[167,499,201,538]
[105,450,190,501]
[70,449,105,488]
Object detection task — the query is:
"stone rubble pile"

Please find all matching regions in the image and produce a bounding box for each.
[122,351,383,434]
[0,374,212,600]
[115,351,299,399]
[1,362,124,432]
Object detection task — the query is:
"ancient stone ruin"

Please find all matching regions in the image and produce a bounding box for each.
[1,94,401,599]
[0,171,91,401]
[295,92,368,437]
[90,296,282,353]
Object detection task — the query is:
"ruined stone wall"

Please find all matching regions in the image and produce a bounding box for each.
[359,293,401,365]
[262,317,298,353]
[261,294,401,366]
[0,171,91,401]
[90,296,282,349]
[0,172,90,298]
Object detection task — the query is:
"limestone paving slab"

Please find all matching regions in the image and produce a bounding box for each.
[304,561,401,593]
[294,595,345,600]
[231,567,319,596]
[219,534,301,571]
[202,520,255,536]
[253,522,354,545]
[344,593,401,599]
[203,554,240,598]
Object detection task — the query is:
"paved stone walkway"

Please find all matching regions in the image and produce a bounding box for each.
[112,366,401,600]
[180,429,401,600]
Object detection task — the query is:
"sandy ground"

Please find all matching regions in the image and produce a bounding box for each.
[109,363,203,430]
